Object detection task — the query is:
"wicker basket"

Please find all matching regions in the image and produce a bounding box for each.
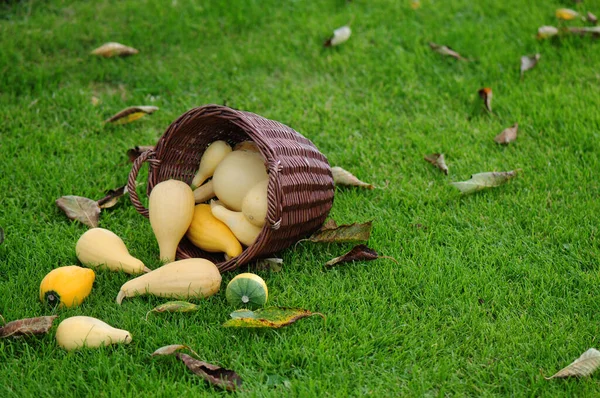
[127,104,335,272]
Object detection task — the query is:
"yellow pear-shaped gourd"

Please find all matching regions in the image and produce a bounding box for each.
[211,150,268,211]
[116,258,222,304]
[76,228,150,274]
[186,204,243,258]
[149,179,195,263]
[241,179,269,227]
[55,316,132,351]
[39,266,95,308]
[193,180,216,203]
[210,200,262,247]
[191,140,232,189]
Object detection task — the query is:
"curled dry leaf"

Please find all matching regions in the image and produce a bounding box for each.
[546,348,600,379]
[146,301,199,321]
[223,307,326,329]
[255,258,283,272]
[152,344,190,357]
[91,42,139,58]
[478,87,493,113]
[520,54,540,79]
[451,170,519,195]
[332,166,375,189]
[324,26,351,47]
[127,145,154,162]
[176,353,242,391]
[0,315,57,338]
[494,123,518,144]
[587,12,598,25]
[537,26,559,39]
[301,221,372,244]
[325,244,398,268]
[104,106,159,125]
[56,195,100,227]
[424,153,449,175]
[556,8,579,21]
[97,185,127,209]
[429,42,468,61]
[567,26,600,36]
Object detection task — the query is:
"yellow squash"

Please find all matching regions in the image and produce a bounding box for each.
[39,266,95,308]
[55,316,132,351]
[193,180,216,203]
[241,179,269,227]
[191,140,232,189]
[210,200,262,247]
[186,204,243,258]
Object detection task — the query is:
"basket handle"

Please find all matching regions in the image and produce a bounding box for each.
[127,150,160,218]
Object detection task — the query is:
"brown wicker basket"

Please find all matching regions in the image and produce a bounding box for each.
[127,104,335,272]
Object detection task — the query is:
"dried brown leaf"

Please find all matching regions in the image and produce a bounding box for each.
[91,42,139,58]
[321,219,338,230]
[424,153,448,175]
[104,106,158,125]
[494,123,518,144]
[546,348,600,379]
[0,315,57,338]
[429,42,468,61]
[97,185,127,209]
[152,344,190,357]
[224,307,326,329]
[567,26,600,36]
[303,221,372,244]
[478,87,493,113]
[450,170,519,194]
[254,258,283,272]
[127,145,154,162]
[56,195,100,227]
[587,12,598,25]
[332,166,374,189]
[520,54,540,79]
[325,244,397,268]
[176,353,242,391]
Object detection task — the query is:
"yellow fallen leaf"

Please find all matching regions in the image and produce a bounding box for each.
[91,42,139,58]
[556,8,578,21]
[104,106,158,125]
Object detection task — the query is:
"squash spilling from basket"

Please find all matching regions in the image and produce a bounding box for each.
[149,140,268,263]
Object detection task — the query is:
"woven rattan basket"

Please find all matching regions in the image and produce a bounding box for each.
[127,104,335,272]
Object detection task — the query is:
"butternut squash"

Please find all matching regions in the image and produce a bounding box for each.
[186,204,243,258]
[190,140,232,189]
[210,200,262,246]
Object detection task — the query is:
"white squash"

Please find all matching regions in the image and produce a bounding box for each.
[241,179,269,227]
[55,316,132,351]
[190,140,232,189]
[192,180,216,203]
[210,200,262,246]
[211,150,268,211]
[149,179,195,263]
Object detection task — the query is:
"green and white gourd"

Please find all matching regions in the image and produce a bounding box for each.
[226,273,268,308]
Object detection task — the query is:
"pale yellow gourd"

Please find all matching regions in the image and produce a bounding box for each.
[233,140,259,153]
[149,179,195,263]
[76,228,150,274]
[190,140,232,189]
[210,200,262,247]
[212,150,268,211]
[55,316,132,351]
[193,180,216,203]
[241,179,269,227]
[116,258,222,304]
[186,204,243,258]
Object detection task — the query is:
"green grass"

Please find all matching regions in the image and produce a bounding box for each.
[2,0,600,395]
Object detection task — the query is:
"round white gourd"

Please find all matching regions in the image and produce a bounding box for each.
[241,180,269,227]
[212,151,268,211]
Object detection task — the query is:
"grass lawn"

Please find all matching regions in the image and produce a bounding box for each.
[2,0,600,395]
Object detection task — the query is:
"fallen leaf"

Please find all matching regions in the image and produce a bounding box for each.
[176,353,242,391]
[91,42,139,57]
[152,344,190,356]
[332,166,375,189]
[91,96,100,106]
[0,227,4,245]
[587,12,598,25]
[325,244,398,268]
[450,170,519,195]
[223,307,326,329]
[0,315,57,338]
[567,26,600,36]
[56,196,100,227]
[546,348,600,379]
[301,221,372,244]
[429,42,468,61]
[127,145,154,162]
[97,185,127,209]
[145,301,199,321]
[424,153,449,175]
[556,8,579,20]
[477,87,493,113]
[537,26,559,39]
[324,26,351,47]
[494,123,518,144]
[520,54,540,79]
[254,258,283,272]
[321,219,338,230]
[104,106,159,125]
[410,0,421,10]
